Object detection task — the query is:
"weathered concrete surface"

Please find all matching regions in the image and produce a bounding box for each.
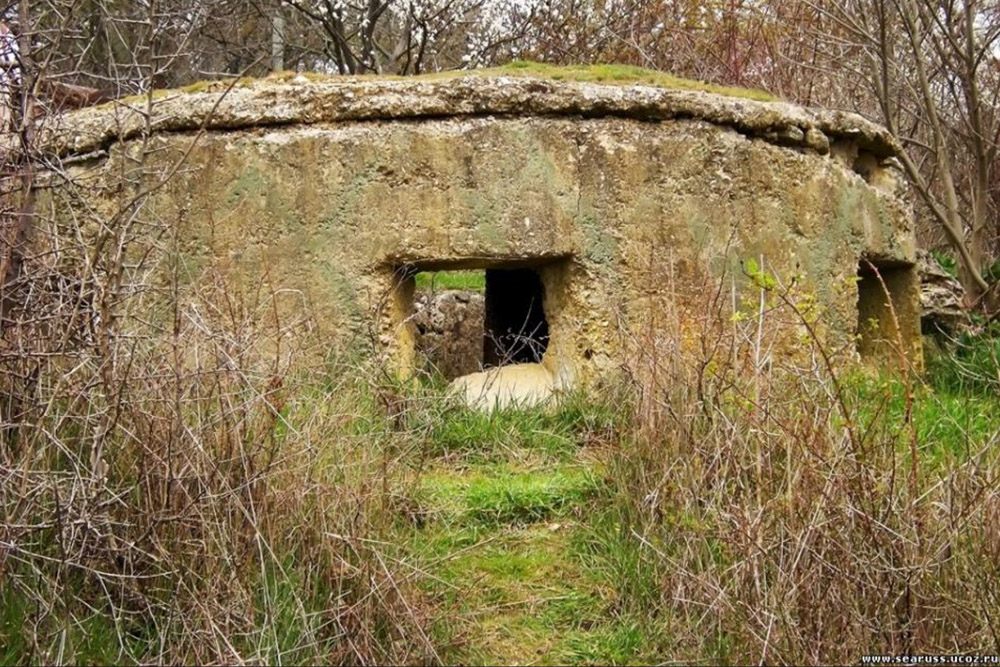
[449,363,561,411]
[45,75,899,160]
[44,75,922,387]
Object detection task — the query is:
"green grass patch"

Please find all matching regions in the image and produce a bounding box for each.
[471,471,593,525]
[1,579,138,665]
[568,500,664,616]
[425,407,576,460]
[926,325,1000,396]
[418,464,600,526]
[463,468,598,525]
[410,485,658,665]
[416,405,576,461]
[414,270,486,292]
[409,388,629,462]
[413,522,618,665]
[551,618,646,666]
[844,371,1000,466]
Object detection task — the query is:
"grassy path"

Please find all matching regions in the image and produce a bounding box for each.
[401,404,644,665]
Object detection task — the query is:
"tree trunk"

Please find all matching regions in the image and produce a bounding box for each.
[271,10,285,72]
[0,2,36,333]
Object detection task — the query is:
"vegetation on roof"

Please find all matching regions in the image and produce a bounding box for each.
[109,60,777,108]
[471,60,777,101]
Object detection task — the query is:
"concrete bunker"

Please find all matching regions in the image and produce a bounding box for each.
[856,259,921,363]
[41,75,924,408]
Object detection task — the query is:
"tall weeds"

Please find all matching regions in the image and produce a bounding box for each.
[0,256,433,664]
[611,254,1000,663]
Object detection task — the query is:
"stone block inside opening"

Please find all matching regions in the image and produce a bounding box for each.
[410,269,486,380]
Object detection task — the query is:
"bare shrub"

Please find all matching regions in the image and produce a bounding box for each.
[0,252,433,663]
[1,119,430,665]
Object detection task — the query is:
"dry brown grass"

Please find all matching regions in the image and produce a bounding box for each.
[0,61,448,661]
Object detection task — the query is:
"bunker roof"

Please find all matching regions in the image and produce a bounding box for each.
[46,66,900,161]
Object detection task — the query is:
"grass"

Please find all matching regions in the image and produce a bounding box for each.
[407,388,624,461]
[416,525,611,665]
[589,264,1000,664]
[847,370,1000,465]
[414,269,486,292]
[417,463,599,526]
[8,339,1000,664]
[395,386,642,665]
[1,572,156,665]
[926,322,1000,395]
[0,345,433,665]
[6,239,1000,665]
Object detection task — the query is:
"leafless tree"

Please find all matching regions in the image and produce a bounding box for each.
[814,0,1000,309]
[281,0,541,74]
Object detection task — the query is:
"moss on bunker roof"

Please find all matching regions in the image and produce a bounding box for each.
[478,61,777,100]
[261,61,777,101]
[48,62,899,160]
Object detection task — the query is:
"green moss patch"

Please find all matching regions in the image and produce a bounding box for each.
[482,60,776,101]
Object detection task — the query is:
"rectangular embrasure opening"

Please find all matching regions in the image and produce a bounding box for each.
[856,259,919,363]
[397,258,567,381]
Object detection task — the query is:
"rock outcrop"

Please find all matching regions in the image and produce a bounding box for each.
[917,250,967,340]
[413,290,485,380]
